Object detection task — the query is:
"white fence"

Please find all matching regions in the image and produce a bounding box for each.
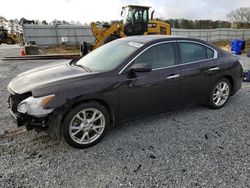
[172,28,250,42]
[22,24,250,46]
[22,24,95,46]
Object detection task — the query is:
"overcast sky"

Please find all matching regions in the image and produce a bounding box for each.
[0,0,250,23]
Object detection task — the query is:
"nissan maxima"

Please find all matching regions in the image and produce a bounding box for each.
[7,35,243,148]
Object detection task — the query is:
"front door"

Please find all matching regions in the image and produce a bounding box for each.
[118,42,181,120]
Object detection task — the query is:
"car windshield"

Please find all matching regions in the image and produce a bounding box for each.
[76,39,140,72]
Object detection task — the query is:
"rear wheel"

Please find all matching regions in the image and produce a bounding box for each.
[208,78,231,109]
[62,102,110,149]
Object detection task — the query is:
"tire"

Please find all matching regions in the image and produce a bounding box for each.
[208,78,231,109]
[103,35,120,44]
[62,102,110,149]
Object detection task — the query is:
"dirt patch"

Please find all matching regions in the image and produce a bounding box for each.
[213,40,250,53]
[40,45,80,55]
[39,41,250,55]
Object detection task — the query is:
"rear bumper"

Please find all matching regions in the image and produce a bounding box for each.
[232,77,242,95]
[231,64,243,96]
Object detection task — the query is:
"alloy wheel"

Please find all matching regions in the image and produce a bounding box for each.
[69,108,105,145]
[212,81,230,107]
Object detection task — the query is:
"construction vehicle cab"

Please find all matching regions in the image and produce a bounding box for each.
[122,5,150,36]
[81,5,171,55]
[122,5,171,36]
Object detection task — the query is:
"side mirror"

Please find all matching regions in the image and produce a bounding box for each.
[129,63,152,73]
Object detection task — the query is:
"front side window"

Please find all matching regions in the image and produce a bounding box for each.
[179,42,214,64]
[133,43,176,69]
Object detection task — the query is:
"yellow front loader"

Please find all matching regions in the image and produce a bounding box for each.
[91,22,126,50]
[81,5,171,55]
[0,28,18,45]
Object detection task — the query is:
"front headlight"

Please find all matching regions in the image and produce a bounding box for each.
[17,94,55,117]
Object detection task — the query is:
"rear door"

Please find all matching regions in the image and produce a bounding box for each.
[118,41,181,119]
[177,41,219,105]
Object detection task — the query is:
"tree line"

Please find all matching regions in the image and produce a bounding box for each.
[2,7,249,29]
[165,19,250,29]
[164,19,232,29]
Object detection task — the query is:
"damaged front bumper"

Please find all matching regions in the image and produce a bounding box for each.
[8,95,50,131]
[8,108,50,130]
[7,91,66,137]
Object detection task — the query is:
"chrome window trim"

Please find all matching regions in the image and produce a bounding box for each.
[152,64,177,71]
[152,57,216,71]
[118,40,218,74]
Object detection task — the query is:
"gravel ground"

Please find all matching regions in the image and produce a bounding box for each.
[0,44,250,187]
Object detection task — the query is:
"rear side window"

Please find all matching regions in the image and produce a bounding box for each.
[134,43,176,69]
[179,42,214,64]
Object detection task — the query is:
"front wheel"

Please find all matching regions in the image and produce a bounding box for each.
[208,78,231,109]
[62,102,110,149]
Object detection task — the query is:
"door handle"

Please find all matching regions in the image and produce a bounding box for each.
[167,74,180,80]
[208,67,220,71]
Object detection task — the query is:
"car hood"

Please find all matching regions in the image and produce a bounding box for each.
[8,60,97,94]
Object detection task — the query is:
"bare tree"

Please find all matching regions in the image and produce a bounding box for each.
[227,7,250,28]
[42,20,48,25]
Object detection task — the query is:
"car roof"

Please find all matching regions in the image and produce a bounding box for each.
[120,35,188,43]
[120,35,216,45]
[119,35,220,51]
